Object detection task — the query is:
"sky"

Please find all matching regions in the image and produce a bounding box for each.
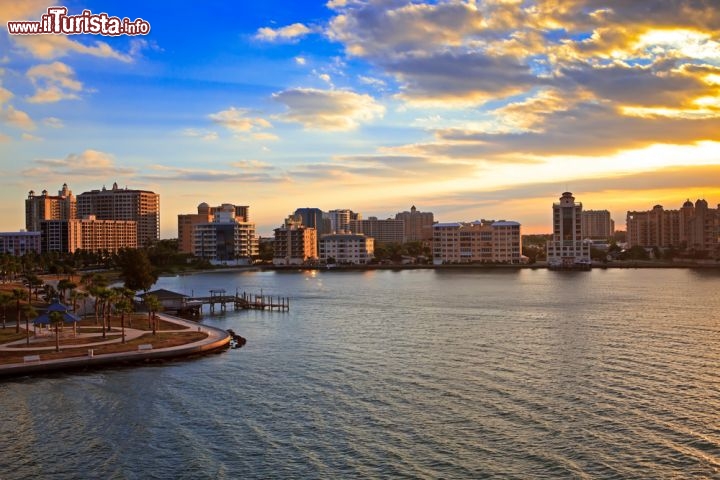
[1,0,719,238]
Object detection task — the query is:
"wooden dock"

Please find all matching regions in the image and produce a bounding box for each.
[189,289,289,314]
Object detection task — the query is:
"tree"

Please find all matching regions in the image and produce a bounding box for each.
[112,287,135,343]
[97,288,113,338]
[48,310,64,353]
[0,292,12,329]
[21,304,37,346]
[11,288,24,333]
[144,294,162,335]
[116,248,158,293]
[57,279,77,303]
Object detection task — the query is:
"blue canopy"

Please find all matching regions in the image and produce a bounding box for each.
[33,311,81,325]
[33,299,81,325]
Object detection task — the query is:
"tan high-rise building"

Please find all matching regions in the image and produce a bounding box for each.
[273,215,317,265]
[191,204,257,263]
[349,217,404,244]
[395,205,434,242]
[626,198,718,252]
[77,182,159,246]
[581,210,615,240]
[25,183,76,232]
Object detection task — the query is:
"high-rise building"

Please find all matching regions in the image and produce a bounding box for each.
[77,182,159,246]
[25,183,76,232]
[395,205,434,242]
[273,215,317,265]
[432,220,522,264]
[349,217,404,244]
[179,203,250,254]
[626,198,718,252]
[294,207,331,251]
[581,210,615,240]
[192,204,257,264]
[546,192,591,268]
[327,209,360,234]
[40,217,136,253]
[320,233,374,265]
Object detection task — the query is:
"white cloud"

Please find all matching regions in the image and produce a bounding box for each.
[0,86,13,106]
[21,133,42,141]
[43,117,63,128]
[11,35,133,62]
[1,105,35,130]
[272,87,385,131]
[181,128,219,141]
[295,56,307,65]
[209,107,273,133]
[26,61,83,103]
[255,23,312,42]
[22,149,134,177]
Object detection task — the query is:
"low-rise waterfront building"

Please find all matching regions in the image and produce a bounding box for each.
[320,233,374,265]
[0,231,41,256]
[432,220,522,265]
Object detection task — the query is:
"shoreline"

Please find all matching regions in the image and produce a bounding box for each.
[0,314,231,379]
[158,261,720,277]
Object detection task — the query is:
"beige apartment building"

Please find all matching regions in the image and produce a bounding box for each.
[581,210,615,240]
[319,233,374,265]
[191,203,257,263]
[178,203,250,254]
[432,220,522,264]
[626,199,718,252]
[25,183,76,232]
[395,205,434,242]
[273,215,318,265]
[40,217,137,253]
[349,217,404,244]
[77,182,159,246]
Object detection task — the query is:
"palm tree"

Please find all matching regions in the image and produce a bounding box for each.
[21,304,37,346]
[48,310,64,353]
[12,288,24,333]
[57,279,77,303]
[144,294,162,335]
[70,290,89,317]
[97,288,113,338]
[0,292,12,329]
[112,287,135,344]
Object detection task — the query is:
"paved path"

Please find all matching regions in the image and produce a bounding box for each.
[0,314,231,377]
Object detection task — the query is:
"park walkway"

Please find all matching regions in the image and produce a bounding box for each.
[0,314,231,377]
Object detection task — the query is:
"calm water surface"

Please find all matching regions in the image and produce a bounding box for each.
[2,268,720,479]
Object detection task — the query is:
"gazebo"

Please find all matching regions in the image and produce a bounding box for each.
[33,299,81,336]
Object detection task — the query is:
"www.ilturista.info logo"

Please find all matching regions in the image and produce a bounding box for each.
[7,7,150,36]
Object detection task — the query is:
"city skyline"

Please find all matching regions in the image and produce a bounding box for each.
[1,1,719,238]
